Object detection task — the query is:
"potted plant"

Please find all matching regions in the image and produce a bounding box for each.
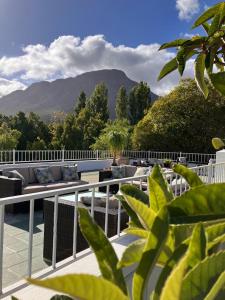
[107,130,128,166]
[163,159,172,168]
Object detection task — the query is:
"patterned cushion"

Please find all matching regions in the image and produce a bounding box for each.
[34,167,55,184]
[111,166,126,179]
[62,165,79,181]
[134,167,152,182]
[8,170,26,186]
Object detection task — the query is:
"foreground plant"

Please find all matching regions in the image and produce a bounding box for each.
[158,1,225,99]
[27,164,225,299]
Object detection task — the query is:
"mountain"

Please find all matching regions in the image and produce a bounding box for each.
[0,69,158,119]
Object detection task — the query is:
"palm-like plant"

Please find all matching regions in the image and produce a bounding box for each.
[107,130,128,166]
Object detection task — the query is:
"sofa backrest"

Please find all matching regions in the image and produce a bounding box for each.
[2,165,65,184]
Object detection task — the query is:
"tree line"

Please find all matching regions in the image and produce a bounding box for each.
[0,81,151,150]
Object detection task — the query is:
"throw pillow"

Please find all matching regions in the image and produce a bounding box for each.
[8,170,26,186]
[111,166,125,179]
[62,165,79,181]
[134,167,151,182]
[34,167,55,184]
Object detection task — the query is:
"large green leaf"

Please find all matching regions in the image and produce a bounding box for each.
[210,72,225,96]
[204,271,225,300]
[177,47,186,76]
[152,243,188,300]
[168,183,225,224]
[202,22,210,33]
[207,222,225,250]
[195,52,208,98]
[78,208,127,294]
[149,165,173,213]
[121,195,156,229]
[193,3,222,28]
[116,195,143,229]
[117,239,145,269]
[123,227,148,238]
[187,223,206,269]
[172,164,203,188]
[205,47,218,75]
[159,39,188,50]
[120,184,149,205]
[132,206,169,300]
[159,254,188,300]
[158,57,178,81]
[28,275,128,300]
[208,13,221,36]
[181,251,225,300]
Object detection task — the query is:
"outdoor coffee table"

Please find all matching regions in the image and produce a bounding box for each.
[43,191,128,263]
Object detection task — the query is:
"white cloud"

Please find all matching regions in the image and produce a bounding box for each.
[0,35,195,96]
[176,0,200,20]
[0,78,26,97]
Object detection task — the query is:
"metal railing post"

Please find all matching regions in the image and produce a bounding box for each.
[62,148,65,162]
[208,161,213,184]
[13,149,16,164]
[96,150,99,160]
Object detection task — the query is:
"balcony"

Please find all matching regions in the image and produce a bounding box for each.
[0,153,222,299]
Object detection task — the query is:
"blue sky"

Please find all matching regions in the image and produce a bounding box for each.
[0,0,219,96]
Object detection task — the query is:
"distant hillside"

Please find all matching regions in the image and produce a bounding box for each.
[0,69,158,119]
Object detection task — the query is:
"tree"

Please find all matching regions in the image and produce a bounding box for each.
[0,122,21,149]
[27,137,47,150]
[62,113,83,149]
[132,79,225,153]
[75,91,87,116]
[115,86,128,120]
[128,82,151,125]
[86,83,109,123]
[158,2,225,99]
[49,112,66,149]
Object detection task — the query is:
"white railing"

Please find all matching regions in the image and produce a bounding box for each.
[0,162,224,296]
[0,149,216,165]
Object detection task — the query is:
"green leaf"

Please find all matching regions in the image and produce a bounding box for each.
[187,223,206,269]
[193,3,222,28]
[202,22,210,33]
[212,137,225,150]
[159,254,188,300]
[172,164,203,188]
[152,243,188,300]
[120,184,149,205]
[116,195,143,229]
[210,72,225,96]
[208,14,221,36]
[158,57,178,81]
[205,47,218,74]
[195,52,208,98]
[117,239,145,269]
[181,251,225,300]
[204,271,225,300]
[121,195,156,229]
[207,221,225,250]
[78,208,127,294]
[159,39,188,50]
[132,206,169,300]
[149,165,173,213]
[123,227,148,238]
[177,47,186,76]
[28,275,128,300]
[168,183,225,224]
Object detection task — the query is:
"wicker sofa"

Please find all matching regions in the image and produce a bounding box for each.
[0,165,88,212]
[99,165,149,193]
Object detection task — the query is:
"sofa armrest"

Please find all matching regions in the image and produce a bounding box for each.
[0,176,22,198]
[99,170,113,182]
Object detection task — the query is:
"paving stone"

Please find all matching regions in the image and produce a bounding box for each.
[17,245,43,259]
[2,268,21,288]
[3,252,26,268]
[6,238,28,252]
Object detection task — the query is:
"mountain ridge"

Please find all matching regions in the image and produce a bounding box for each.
[0,69,158,119]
